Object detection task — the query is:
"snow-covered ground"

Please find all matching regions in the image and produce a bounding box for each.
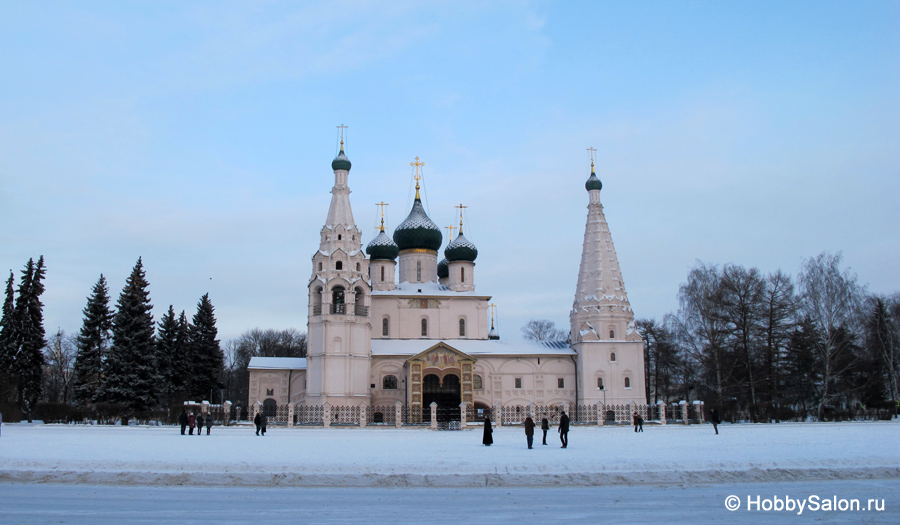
[1,421,898,487]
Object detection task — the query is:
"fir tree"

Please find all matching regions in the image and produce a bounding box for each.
[100,258,157,417]
[174,310,191,397]
[13,257,47,421]
[155,305,181,407]
[0,271,17,404]
[188,293,223,401]
[72,275,113,407]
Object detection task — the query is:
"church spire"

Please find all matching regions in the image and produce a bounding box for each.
[570,151,638,342]
[321,125,360,251]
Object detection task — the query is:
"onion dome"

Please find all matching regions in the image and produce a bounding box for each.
[585,165,602,192]
[366,229,399,261]
[393,198,442,251]
[437,258,449,278]
[332,148,351,172]
[444,228,478,262]
[488,325,500,340]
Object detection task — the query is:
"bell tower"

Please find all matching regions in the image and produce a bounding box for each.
[306,128,372,406]
[570,148,645,406]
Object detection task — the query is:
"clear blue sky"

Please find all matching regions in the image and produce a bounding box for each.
[2,1,898,341]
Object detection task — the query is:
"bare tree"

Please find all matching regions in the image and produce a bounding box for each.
[521,320,567,342]
[798,252,865,420]
[718,264,766,407]
[761,270,796,414]
[43,329,77,403]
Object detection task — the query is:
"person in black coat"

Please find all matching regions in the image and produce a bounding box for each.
[260,413,268,436]
[178,409,188,435]
[196,415,204,436]
[558,411,569,448]
[541,417,550,445]
[482,416,493,446]
[524,416,535,449]
[254,412,261,436]
[710,408,720,435]
[206,415,212,435]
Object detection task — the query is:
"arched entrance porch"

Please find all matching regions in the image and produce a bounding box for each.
[423,373,461,422]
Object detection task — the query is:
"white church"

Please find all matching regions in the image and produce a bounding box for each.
[248,139,645,422]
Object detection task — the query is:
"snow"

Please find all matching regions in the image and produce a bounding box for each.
[1,421,897,488]
[247,357,307,370]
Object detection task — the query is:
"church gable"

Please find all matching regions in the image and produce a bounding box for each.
[406,342,476,369]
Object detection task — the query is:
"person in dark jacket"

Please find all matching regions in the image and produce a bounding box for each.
[188,413,196,435]
[524,416,535,449]
[206,415,212,435]
[254,412,261,436]
[710,408,720,435]
[482,416,493,446]
[196,414,204,436]
[178,409,188,435]
[558,411,570,448]
[260,412,267,436]
[541,417,550,445]
[633,412,644,432]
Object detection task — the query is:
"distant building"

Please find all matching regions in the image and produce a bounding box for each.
[249,140,645,420]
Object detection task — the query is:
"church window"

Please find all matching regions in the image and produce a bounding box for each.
[624,377,631,388]
[336,261,343,270]
[421,318,428,337]
[380,266,385,281]
[557,378,565,389]
[473,374,483,390]
[416,261,422,282]
[610,352,616,362]
[609,330,615,339]
[459,319,466,337]
[514,377,522,389]
[318,262,323,271]
[383,375,398,390]
[382,318,389,336]
[266,389,274,396]
[338,234,342,240]
[331,287,345,314]
[461,267,465,283]
[356,262,360,271]
[597,377,604,390]
[312,286,323,315]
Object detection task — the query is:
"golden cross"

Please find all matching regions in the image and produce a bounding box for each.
[444,225,457,241]
[488,303,498,327]
[375,202,389,232]
[454,203,468,231]
[410,156,424,199]
[587,146,596,170]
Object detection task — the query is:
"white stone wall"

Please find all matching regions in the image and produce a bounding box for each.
[370,295,489,340]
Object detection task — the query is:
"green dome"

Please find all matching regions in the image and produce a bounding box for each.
[393,198,442,251]
[585,169,602,191]
[444,229,478,262]
[332,149,351,171]
[437,258,449,278]
[366,230,399,261]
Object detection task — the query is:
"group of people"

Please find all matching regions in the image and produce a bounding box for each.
[253,411,267,436]
[482,411,570,449]
[178,409,212,436]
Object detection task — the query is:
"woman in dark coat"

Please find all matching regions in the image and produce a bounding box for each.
[188,413,196,435]
[196,415,204,436]
[541,418,550,445]
[710,408,720,435]
[260,412,267,436]
[254,412,261,436]
[482,416,493,446]
[524,416,535,449]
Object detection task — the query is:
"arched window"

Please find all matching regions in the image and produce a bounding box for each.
[337,234,342,240]
[382,318,389,336]
[461,267,465,283]
[383,375,398,390]
[473,374,483,390]
[421,318,428,337]
[624,377,631,388]
[331,286,345,314]
[354,287,365,316]
[336,261,343,270]
[609,330,615,339]
[312,286,323,315]
[597,377,604,390]
[459,319,466,337]
[416,261,422,282]
[380,266,385,281]
[610,352,616,362]
[318,262,323,271]
[356,262,360,271]
[263,398,277,417]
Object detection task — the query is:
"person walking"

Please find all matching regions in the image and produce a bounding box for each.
[541,417,550,445]
[633,412,643,432]
[558,410,569,448]
[188,412,196,435]
[710,408,720,435]
[524,416,535,449]
[260,412,267,436]
[482,416,493,446]
[196,414,204,436]
[206,415,212,435]
[254,412,261,436]
[178,409,188,435]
